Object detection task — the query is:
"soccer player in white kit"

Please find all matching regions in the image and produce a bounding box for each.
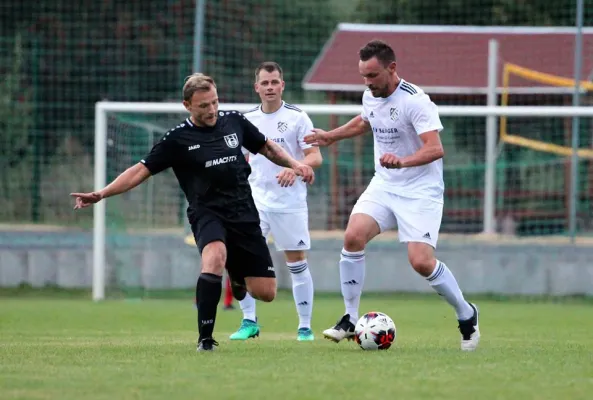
[304,40,480,351]
[229,62,322,342]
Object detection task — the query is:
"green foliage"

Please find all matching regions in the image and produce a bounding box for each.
[0,34,33,221]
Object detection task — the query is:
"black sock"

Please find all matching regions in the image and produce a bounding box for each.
[195,273,222,341]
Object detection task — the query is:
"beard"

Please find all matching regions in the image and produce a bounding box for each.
[370,85,389,98]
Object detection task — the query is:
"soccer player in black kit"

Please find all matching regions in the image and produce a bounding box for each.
[71,73,315,352]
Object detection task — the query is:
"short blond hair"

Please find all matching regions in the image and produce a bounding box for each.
[183,73,216,101]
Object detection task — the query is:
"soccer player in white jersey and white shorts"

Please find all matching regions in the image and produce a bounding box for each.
[229,61,323,342]
[304,40,480,351]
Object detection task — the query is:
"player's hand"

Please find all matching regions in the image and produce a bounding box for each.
[303,128,334,147]
[380,153,404,169]
[293,163,315,185]
[276,168,297,187]
[70,191,103,209]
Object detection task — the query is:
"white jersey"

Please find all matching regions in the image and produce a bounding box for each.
[243,101,314,213]
[361,79,445,202]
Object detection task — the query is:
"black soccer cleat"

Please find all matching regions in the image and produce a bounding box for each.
[458,303,480,351]
[322,314,356,343]
[197,337,219,352]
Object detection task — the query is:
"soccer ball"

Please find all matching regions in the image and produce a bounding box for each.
[354,312,396,350]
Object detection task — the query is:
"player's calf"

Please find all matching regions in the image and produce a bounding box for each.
[323,214,379,343]
[195,241,226,347]
[408,242,479,350]
[285,252,314,340]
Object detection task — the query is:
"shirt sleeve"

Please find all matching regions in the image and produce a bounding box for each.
[360,90,370,121]
[140,136,175,175]
[407,94,444,135]
[240,114,267,154]
[297,113,314,150]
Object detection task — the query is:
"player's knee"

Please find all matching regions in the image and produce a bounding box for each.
[343,228,367,252]
[251,286,276,302]
[407,245,435,277]
[201,241,226,275]
[256,288,276,302]
[284,250,306,264]
[343,214,379,252]
[246,277,277,302]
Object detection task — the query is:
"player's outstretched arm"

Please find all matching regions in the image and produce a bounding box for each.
[303,115,370,147]
[301,147,323,169]
[259,139,315,185]
[70,163,152,209]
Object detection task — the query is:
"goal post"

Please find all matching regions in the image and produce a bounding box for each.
[93,102,593,301]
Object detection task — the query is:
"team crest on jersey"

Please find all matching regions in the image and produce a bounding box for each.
[224,133,239,148]
[390,107,399,121]
[277,121,288,133]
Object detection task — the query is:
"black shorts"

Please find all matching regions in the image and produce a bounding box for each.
[191,212,275,281]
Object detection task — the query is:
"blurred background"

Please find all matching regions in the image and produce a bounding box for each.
[1,0,593,298]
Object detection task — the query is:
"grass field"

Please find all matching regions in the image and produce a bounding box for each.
[1,292,592,400]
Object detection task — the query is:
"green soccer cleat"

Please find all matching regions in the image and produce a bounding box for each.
[297,327,314,341]
[229,319,260,340]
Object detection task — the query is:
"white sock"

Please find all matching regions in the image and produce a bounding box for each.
[287,260,314,329]
[239,292,257,322]
[339,249,365,324]
[427,260,474,321]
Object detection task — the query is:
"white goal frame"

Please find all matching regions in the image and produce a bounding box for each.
[93,101,593,300]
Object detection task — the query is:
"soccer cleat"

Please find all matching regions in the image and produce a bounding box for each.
[322,314,355,343]
[229,319,260,340]
[458,303,480,351]
[297,327,314,341]
[197,337,219,352]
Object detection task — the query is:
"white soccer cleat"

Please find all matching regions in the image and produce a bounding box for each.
[322,314,356,343]
[458,303,480,351]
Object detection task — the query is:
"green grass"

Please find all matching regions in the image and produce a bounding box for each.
[1,293,592,400]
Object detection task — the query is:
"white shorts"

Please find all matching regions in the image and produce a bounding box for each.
[259,210,311,251]
[350,184,443,248]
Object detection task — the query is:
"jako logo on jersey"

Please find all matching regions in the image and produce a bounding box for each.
[205,155,237,168]
[188,144,201,151]
[224,133,239,148]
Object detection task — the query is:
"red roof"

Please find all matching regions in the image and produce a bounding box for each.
[302,24,593,94]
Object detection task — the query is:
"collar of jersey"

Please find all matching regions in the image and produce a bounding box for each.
[376,79,405,101]
[259,100,285,115]
[185,117,217,131]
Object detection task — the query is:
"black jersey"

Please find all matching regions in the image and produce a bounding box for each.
[140,110,267,224]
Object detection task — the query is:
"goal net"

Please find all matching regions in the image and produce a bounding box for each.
[94,102,593,300]
[99,109,189,299]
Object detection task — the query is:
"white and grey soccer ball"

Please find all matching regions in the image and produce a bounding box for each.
[354,311,396,350]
